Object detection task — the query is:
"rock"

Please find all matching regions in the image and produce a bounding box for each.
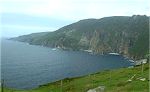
[87,86,105,92]
[140,78,146,81]
[127,74,136,82]
[127,79,132,82]
[135,59,147,66]
[128,66,134,68]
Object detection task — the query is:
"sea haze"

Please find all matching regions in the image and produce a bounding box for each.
[1,39,133,89]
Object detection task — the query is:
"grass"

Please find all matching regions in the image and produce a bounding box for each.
[1,63,149,92]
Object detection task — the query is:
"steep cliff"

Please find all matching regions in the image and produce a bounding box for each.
[11,15,149,60]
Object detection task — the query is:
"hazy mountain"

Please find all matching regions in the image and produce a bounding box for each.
[11,15,149,60]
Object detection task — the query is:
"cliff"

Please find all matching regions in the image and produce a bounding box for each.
[11,15,149,60]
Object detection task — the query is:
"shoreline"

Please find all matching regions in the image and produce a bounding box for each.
[3,63,149,92]
[3,61,135,90]
[9,39,147,62]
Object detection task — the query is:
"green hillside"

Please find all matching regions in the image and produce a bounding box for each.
[2,63,149,92]
[11,15,149,60]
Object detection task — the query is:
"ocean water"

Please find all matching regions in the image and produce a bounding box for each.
[1,39,133,89]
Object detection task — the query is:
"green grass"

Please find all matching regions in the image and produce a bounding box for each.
[2,63,149,92]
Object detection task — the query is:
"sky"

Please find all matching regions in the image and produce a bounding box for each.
[1,0,150,37]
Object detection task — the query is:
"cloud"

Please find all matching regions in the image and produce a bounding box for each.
[1,0,149,21]
[1,0,149,37]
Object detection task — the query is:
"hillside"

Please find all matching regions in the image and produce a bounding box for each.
[2,63,149,92]
[11,32,49,43]
[11,15,149,60]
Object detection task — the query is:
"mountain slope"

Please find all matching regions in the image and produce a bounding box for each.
[11,15,149,60]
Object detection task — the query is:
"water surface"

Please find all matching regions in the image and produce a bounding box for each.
[1,39,133,89]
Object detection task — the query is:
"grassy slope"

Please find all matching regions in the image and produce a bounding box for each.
[2,64,149,92]
[11,16,149,59]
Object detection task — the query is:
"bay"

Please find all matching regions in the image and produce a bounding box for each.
[1,39,133,89]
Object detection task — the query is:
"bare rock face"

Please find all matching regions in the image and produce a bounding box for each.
[87,86,105,92]
[79,34,90,47]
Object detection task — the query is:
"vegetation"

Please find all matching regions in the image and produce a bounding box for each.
[6,15,149,92]
[2,63,149,92]
[11,15,149,60]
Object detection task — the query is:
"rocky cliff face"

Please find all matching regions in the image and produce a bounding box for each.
[11,15,149,60]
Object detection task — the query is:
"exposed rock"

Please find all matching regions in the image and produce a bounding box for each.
[135,59,147,66]
[11,15,149,60]
[87,86,105,92]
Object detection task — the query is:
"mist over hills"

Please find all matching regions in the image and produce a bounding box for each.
[11,15,149,60]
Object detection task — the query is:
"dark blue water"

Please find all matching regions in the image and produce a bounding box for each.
[1,39,133,89]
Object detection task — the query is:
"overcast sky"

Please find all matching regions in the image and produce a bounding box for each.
[1,0,150,37]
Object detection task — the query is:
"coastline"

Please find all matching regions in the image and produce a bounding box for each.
[9,39,148,62]
[3,63,149,92]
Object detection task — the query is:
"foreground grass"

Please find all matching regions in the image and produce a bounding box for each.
[2,64,149,92]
